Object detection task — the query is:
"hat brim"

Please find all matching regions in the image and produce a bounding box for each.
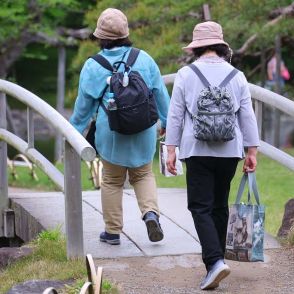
[182,39,229,52]
[93,28,129,40]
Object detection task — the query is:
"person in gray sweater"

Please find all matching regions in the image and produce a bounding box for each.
[165,21,260,290]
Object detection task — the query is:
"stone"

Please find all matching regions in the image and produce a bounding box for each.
[0,246,33,269]
[7,280,66,294]
[277,198,294,237]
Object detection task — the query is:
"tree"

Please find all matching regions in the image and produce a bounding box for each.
[0,0,92,79]
[72,0,293,80]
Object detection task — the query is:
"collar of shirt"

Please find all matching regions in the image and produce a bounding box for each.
[101,46,131,57]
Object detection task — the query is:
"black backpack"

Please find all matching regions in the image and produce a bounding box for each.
[91,48,158,135]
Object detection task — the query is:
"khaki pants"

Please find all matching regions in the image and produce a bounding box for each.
[101,159,159,234]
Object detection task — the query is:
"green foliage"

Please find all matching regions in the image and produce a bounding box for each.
[68,0,293,104]
[35,226,64,243]
[213,0,293,51]
[5,0,293,105]
[33,227,67,262]
[64,279,118,294]
[0,0,80,44]
[63,280,86,294]
[73,0,205,73]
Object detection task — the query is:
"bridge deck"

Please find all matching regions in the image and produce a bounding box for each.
[9,188,280,258]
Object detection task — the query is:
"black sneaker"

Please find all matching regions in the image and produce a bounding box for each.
[99,231,120,245]
[143,211,164,242]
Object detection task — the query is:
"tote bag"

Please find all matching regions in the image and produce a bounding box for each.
[225,172,265,262]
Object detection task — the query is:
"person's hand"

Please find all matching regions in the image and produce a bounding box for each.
[166,145,177,175]
[159,127,166,137]
[243,147,258,172]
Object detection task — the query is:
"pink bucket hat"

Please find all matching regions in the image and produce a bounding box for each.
[182,21,229,52]
[93,8,129,40]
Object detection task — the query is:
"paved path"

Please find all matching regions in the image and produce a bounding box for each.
[8,188,280,258]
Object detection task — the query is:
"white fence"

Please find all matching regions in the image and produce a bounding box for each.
[0,80,96,258]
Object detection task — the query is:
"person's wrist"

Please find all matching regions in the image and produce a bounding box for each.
[247,146,257,156]
[166,145,176,153]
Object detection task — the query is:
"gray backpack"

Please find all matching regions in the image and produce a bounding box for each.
[188,64,239,142]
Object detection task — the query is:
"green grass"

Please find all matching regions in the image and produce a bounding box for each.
[0,228,118,294]
[8,150,294,236]
[8,162,95,191]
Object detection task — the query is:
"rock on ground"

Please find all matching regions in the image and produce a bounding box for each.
[278,198,294,237]
[0,246,32,269]
[7,280,66,294]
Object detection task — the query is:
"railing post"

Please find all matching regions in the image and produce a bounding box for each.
[27,107,34,148]
[0,92,8,236]
[273,35,281,147]
[254,100,263,139]
[64,140,84,259]
[55,46,66,162]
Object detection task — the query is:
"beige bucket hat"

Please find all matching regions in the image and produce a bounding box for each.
[182,21,229,52]
[93,8,129,40]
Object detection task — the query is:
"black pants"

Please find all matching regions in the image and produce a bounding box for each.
[185,156,239,271]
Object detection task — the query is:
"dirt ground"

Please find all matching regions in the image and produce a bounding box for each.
[96,248,294,294]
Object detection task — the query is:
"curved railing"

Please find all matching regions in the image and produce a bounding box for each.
[162,74,294,172]
[0,79,96,258]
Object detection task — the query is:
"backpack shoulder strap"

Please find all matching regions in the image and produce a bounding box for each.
[219,68,239,87]
[126,48,140,67]
[188,64,210,88]
[90,54,113,72]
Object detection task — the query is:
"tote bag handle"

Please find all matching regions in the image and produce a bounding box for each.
[235,172,261,205]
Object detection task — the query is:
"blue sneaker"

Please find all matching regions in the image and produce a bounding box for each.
[143,211,164,242]
[200,259,230,290]
[99,231,120,245]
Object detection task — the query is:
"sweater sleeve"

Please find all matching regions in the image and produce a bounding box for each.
[149,59,170,128]
[238,73,260,147]
[69,61,98,134]
[165,70,186,146]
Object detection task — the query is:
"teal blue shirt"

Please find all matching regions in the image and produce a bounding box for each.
[70,46,170,167]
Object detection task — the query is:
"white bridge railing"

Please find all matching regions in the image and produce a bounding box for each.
[0,79,96,258]
[1,74,294,259]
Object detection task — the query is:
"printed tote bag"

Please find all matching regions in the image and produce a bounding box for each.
[225,172,265,262]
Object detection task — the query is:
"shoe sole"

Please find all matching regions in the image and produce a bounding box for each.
[100,238,120,245]
[201,266,230,290]
[145,219,164,242]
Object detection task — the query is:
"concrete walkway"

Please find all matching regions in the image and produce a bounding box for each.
[8,188,280,258]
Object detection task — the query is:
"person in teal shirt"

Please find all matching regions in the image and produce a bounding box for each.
[70,8,170,245]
